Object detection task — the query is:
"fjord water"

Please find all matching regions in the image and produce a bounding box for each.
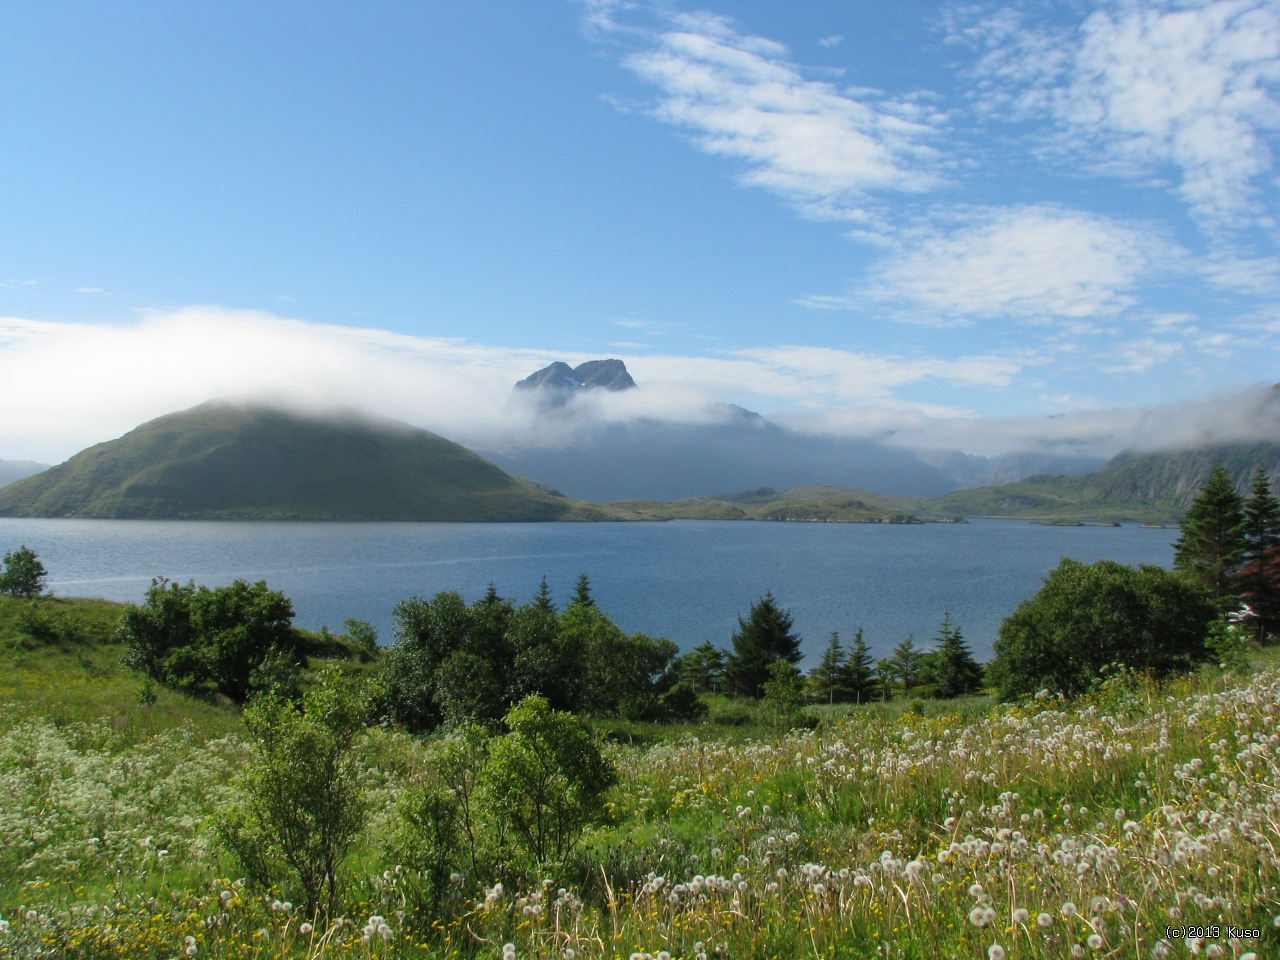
[0,518,1177,663]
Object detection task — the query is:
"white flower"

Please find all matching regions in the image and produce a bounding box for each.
[299,922,314,935]
[1088,933,1103,949]
[988,945,1005,960]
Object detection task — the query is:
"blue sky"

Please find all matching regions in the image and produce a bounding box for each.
[1,0,1278,463]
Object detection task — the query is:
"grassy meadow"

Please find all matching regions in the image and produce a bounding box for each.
[2,595,1279,959]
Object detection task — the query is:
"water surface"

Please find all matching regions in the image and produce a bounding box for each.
[0,518,1178,663]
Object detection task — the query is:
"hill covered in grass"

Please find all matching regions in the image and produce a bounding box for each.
[920,441,1280,521]
[0,399,615,521]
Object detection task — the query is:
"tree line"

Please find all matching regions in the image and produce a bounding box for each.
[6,462,1278,720]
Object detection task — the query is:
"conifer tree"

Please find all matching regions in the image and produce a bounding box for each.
[841,628,879,703]
[725,591,801,698]
[533,575,555,613]
[808,632,848,704]
[1174,466,1246,614]
[571,573,595,607]
[924,612,983,698]
[1241,468,1280,643]
[881,634,923,697]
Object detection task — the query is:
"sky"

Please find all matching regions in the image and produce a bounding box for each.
[1,0,1278,464]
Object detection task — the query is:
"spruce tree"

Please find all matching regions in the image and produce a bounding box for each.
[725,591,801,698]
[1174,466,1246,614]
[571,572,595,608]
[808,632,849,704]
[1241,468,1280,643]
[841,628,879,703]
[533,575,555,613]
[882,634,923,697]
[925,612,983,699]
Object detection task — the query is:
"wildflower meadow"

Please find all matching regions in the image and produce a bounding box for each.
[2,655,1279,959]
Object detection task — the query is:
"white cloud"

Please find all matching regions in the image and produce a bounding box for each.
[1099,336,1184,374]
[0,306,1035,463]
[602,7,944,217]
[957,0,1280,232]
[781,382,1280,459]
[864,205,1180,320]
[817,34,844,49]
[0,308,562,462]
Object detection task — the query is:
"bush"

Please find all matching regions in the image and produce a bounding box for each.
[478,695,616,865]
[120,577,299,702]
[988,557,1215,701]
[218,666,374,917]
[0,545,47,599]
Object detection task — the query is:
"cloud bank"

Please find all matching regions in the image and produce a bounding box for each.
[2,306,1273,469]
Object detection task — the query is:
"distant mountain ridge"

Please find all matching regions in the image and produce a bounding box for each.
[0,458,49,489]
[922,441,1280,520]
[0,400,606,521]
[489,359,959,500]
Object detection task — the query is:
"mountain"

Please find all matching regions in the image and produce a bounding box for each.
[485,360,957,500]
[513,359,637,409]
[0,458,49,489]
[915,449,1108,489]
[0,399,608,521]
[921,441,1280,521]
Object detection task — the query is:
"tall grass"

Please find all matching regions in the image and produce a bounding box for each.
[2,648,1278,958]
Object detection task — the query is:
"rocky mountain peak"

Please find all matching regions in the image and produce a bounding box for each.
[514,359,637,395]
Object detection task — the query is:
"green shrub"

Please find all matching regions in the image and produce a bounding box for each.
[988,557,1216,701]
[478,695,616,865]
[217,666,374,917]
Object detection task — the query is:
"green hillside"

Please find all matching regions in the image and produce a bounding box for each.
[921,442,1280,521]
[0,400,613,521]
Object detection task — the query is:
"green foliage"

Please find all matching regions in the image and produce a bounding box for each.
[990,557,1216,701]
[342,617,379,653]
[725,591,801,698]
[572,572,595,607]
[565,602,679,720]
[1174,465,1246,614]
[478,695,616,864]
[119,577,300,702]
[879,634,924,697]
[842,628,880,703]
[382,582,684,733]
[218,666,374,917]
[920,612,983,699]
[807,632,849,704]
[675,640,726,693]
[1240,468,1280,643]
[761,658,805,730]
[1205,618,1251,672]
[0,545,46,599]
[392,723,491,908]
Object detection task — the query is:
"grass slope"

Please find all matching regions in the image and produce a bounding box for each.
[0,400,614,521]
[922,441,1280,521]
[3,604,1279,957]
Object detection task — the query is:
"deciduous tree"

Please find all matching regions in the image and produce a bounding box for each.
[0,545,46,599]
[989,557,1215,701]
